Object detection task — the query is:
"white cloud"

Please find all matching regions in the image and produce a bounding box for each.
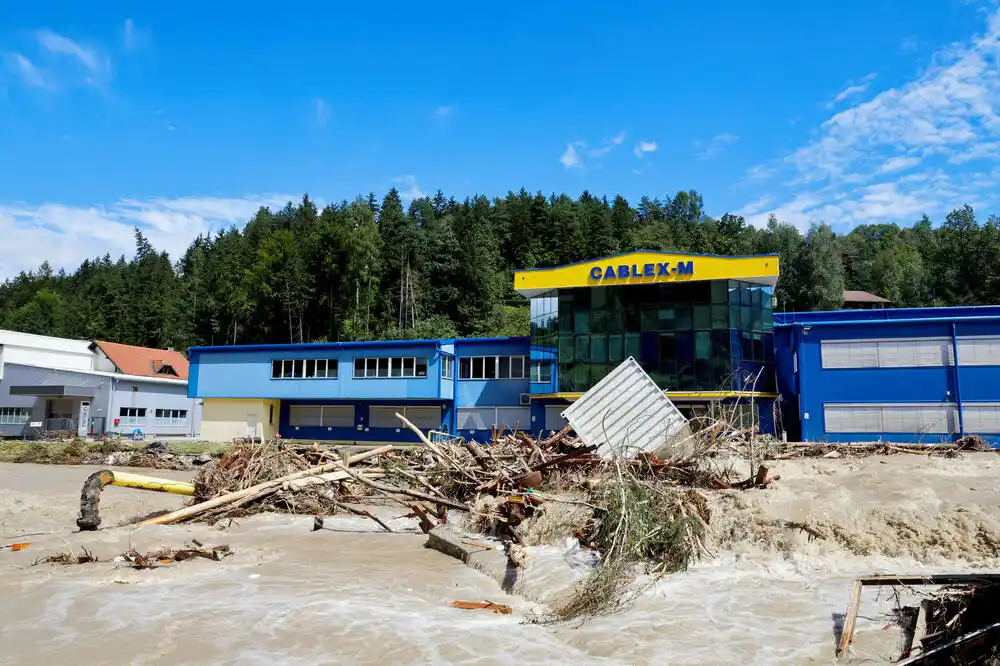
[124,19,137,51]
[588,131,627,158]
[3,52,49,88]
[634,140,658,159]
[878,156,922,173]
[435,104,456,117]
[696,133,739,160]
[0,194,295,278]
[392,175,425,201]
[831,73,877,105]
[736,8,1000,230]
[36,30,101,71]
[560,142,584,169]
[315,98,330,127]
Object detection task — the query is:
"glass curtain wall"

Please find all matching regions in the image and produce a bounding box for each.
[529,281,774,393]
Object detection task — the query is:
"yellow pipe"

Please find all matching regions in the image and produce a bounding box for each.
[108,471,195,496]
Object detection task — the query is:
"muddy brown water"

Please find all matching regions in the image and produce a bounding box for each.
[1,457,998,665]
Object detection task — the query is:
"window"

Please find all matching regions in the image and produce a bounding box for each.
[457,406,530,431]
[369,405,441,430]
[155,409,188,426]
[458,356,530,380]
[0,407,30,425]
[271,358,339,379]
[958,337,1000,366]
[441,355,455,380]
[531,360,553,383]
[821,339,953,369]
[353,357,429,379]
[288,405,355,428]
[119,407,147,427]
[823,403,958,435]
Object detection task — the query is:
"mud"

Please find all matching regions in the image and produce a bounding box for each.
[1,454,998,665]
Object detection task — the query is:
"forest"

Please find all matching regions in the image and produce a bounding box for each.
[0,188,997,352]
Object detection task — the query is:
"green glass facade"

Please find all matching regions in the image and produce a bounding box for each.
[529,280,775,394]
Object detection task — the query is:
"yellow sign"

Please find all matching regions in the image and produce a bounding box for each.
[513,251,779,296]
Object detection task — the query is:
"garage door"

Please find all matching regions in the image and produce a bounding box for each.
[544,405,567,431]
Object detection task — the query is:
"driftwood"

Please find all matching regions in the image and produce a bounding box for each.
[139,445,395,526]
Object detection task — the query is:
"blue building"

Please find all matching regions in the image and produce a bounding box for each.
[775,306,1000,445]
[189,251,783,444]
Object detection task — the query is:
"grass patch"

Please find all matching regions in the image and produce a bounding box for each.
[0,438,230,464]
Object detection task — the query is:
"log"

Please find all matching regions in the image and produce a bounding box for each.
[408,503,439,534]
[540,424,572,448]
[337,466,470,511]
[464,441,491,471]
[837,579,864,658]
[138,445,395,526]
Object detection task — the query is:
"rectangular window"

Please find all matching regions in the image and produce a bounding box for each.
[154,409,188,426]
[821,339,953,369]
[442,355,455,380]
[824,403,958,434]
[957,337,1000,366]
[353,357,429,379]
[370,405,440,429]
[460,356,529,380]
[963,404,1000,432]
[531,360,553,383]
[272,358,338,380]
[0,407,30,425]
[119,407,147,427]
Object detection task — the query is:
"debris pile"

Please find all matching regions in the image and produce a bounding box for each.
[33,542,232,568]
[770,434,994,460]
[838,574,1000,664]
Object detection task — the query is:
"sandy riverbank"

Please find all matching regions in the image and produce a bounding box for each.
[1,454,997,665]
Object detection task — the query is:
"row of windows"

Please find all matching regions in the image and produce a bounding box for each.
[272,358,339,379]
[354,357,428,378]
[268,355,551,382]
[460,355,529,380]
[821,337,1000,370]
[0,407,30,425]
[825,402,1000,435]
[117,407,189,427]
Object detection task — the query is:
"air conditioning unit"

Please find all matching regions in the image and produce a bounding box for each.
[519,393,531,406]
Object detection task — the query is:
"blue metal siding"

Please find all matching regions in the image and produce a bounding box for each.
[191,343,443,400]
[454,338,531,408]
[775,307,1000,445]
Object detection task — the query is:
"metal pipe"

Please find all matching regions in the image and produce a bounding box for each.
[77,469,195,531]
[951,322,965,438]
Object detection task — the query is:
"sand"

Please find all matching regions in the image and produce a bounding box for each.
[0,453,997,665]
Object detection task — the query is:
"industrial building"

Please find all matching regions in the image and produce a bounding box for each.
[188,251,782,443]
[775,306,1000,445]
[187,250,1000,446]
[0,330,200,439]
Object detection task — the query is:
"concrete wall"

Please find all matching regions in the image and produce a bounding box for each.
[201,398,279,442]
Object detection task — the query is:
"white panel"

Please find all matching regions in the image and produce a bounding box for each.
[964,404,1000,433]
[369,406,403,428]
[289,405,323,427]
[880,405,922,433]
[544,405,567,431]
[958,337,1000,366]
[561,357,691,458]
[497,407,530,431]
[405,406,442,430]
[321,405,354,428]
[457,407,494,430]
[821,341,878,369]
[824,405,882,433]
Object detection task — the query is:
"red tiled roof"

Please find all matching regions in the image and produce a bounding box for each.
[92,341,189,380]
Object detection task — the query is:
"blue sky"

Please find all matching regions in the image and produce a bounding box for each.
[1,0,998,276]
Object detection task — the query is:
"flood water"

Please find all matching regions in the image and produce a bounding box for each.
[1,458,998,665]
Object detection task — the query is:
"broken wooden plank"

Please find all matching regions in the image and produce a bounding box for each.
[837,579,864,658]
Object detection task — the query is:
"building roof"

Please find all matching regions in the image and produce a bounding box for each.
[91,341,189,380]
[188,336,529,355]
[775,304,1000,327]
[843,290,890,304]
